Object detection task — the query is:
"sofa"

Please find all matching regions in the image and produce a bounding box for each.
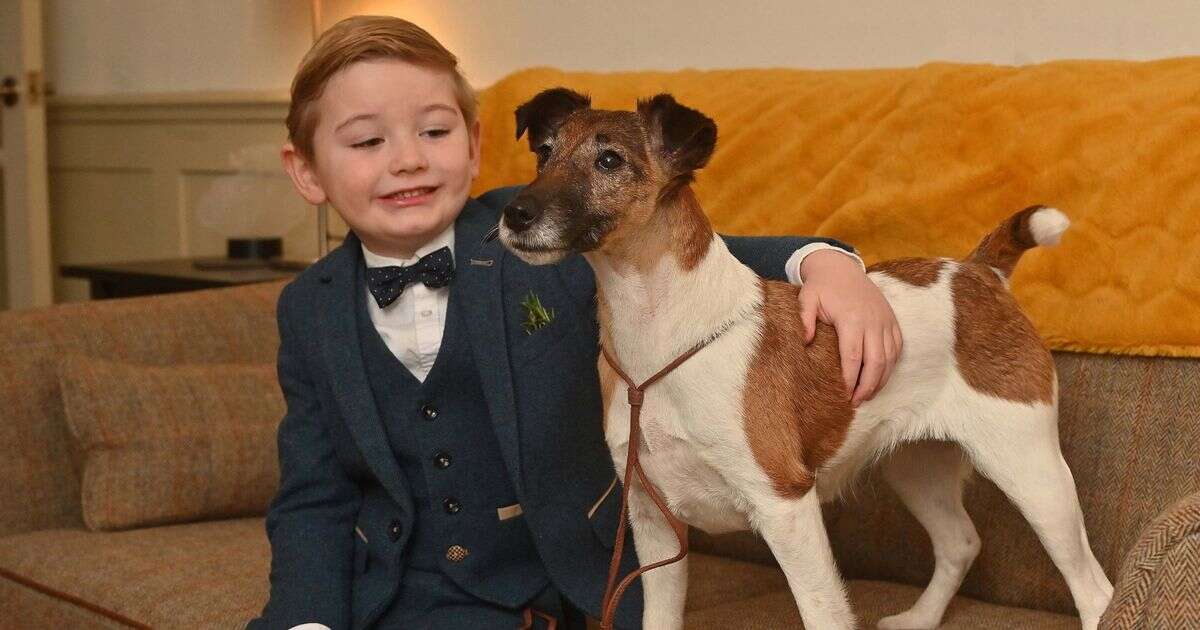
[3,59,1198,628]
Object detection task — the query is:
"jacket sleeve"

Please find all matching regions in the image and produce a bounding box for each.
[249,283,362,630]
[720,234,857,281]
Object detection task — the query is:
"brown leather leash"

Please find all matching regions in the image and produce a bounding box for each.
[597,339,718,630]
[519,606,558,629]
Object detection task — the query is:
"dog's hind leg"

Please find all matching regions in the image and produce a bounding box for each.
[955,406,1113,630]
[754,490,857,629]
[876,440,980,630]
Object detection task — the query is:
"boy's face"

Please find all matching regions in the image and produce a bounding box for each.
[282,58,480,259]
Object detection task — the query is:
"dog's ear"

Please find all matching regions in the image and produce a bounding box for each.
[637,93,717,178]
[514,88,591,160]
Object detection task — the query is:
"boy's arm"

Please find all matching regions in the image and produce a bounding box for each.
[719,234,863,281]
[475,186,864,281]
[476,183,857,279]
[250,284,361,630]
[721,233,901,408]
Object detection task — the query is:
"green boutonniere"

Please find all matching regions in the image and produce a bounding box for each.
[519,290,555,335]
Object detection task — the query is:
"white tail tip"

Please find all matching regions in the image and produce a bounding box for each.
[1029,207,1069,246]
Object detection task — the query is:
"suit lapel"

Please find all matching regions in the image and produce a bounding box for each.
[317,232,414,515]
[453,199,525,495]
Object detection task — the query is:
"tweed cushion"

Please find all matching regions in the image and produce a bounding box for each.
[682,579,1080,629]
[1102,491,1200,629]
[0,580,131,629]
[57,355,283,531]
[0,281,283,539]
[0,518,269,629]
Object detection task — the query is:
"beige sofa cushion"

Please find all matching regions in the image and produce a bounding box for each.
[57,356,282,531]
[0,518,269,629]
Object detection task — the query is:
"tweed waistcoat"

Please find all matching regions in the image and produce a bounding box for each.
[355,258,549,608]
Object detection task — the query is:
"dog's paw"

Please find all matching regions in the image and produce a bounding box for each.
[877,610,940,630]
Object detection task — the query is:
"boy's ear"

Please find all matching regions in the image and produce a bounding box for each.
[514,88,591,155]
[636,93,717,178]
[281,142,328,205]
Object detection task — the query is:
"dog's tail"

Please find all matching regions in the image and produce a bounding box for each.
[965,205,1069,278]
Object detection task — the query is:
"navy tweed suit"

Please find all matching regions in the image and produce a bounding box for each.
[249,186,855,629]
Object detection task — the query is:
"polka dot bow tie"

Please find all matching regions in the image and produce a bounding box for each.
[365,246,456,308]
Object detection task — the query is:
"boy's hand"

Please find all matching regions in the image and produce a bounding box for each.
[797,249,902,407]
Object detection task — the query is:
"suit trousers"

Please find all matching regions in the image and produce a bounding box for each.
[370,566,589,629]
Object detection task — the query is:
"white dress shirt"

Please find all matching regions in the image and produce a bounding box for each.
[785,242,866,286]
[286,236,859,630]
[360,224,455,382]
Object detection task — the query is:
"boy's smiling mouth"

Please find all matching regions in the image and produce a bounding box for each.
[379,186,439,207]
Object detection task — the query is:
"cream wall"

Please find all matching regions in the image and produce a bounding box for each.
[45,0,1200,95]
[45,1,310,95]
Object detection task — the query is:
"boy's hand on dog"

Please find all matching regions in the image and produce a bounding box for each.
[799,250,903,407]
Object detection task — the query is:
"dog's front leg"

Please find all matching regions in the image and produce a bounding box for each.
[754,491,857,629]
[626,484,688,630]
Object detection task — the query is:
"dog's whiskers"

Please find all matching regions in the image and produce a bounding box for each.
[481,225,500,243]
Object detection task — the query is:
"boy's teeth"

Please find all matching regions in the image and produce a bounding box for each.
[388,187,432,199]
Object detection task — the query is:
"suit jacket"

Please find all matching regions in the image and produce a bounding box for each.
[250,186,854,629]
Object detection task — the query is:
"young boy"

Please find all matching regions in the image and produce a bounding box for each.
[250,15,902,630]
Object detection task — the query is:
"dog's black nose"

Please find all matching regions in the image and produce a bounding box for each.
[503,197,542,233]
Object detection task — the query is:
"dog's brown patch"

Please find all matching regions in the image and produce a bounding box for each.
[661,188,712,271]
[743,279,853,498]
[869,257,945,287]
[952,263,1055,404]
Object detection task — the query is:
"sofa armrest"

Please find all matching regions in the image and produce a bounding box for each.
[1101,491,1200,629]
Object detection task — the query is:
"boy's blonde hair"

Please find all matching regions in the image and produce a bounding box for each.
[286,15,477,163]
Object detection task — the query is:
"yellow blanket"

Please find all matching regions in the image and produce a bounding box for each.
[472,60,1200,358]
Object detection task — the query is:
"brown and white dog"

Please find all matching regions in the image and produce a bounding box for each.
[497,88,1113,630]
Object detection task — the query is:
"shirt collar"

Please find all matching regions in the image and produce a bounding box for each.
[360,222,455,268]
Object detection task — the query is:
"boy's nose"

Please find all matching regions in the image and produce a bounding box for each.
[503,196,542,233]
[388,140,428,173]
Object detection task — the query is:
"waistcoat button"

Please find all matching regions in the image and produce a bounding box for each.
[421,404,438,420]
[433,451,452,469]
[443,498,462,514]
[446,544,469,563]
[388,520,402,542]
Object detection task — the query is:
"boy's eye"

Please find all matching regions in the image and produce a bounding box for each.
[352,138,382,149]
[423,128,450,138]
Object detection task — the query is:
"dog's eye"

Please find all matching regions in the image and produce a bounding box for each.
[595,150,624,171]
[535,143,553,163]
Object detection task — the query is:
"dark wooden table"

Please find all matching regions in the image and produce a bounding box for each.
[60,257,308,300]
